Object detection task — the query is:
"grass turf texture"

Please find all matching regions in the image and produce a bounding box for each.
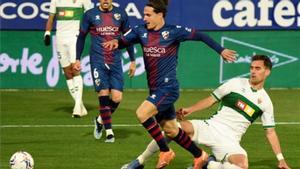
[1,89,299,169]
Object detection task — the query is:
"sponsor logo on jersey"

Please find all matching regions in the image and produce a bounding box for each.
[143,46,166,57]
[114,13,121,20]
[161,31,169,40]
[96,26,119,35]
[58,10,74,17]
[236,100,255,117]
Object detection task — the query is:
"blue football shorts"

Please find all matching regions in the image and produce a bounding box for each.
[147,84,179,122]
[90,61,123,92]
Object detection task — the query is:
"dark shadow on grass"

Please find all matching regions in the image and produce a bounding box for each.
[53,104,96,115]
[81,127,143,139]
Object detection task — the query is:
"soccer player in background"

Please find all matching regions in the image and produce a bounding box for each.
[44,0,92,117]
[103,0,236,168]
[74,0,136,143]
[122,55,291,169]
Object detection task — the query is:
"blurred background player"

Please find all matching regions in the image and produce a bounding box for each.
[103,0,236,168]
[122,55,291,169]
[74,0,136,143]
[44,0,92,117]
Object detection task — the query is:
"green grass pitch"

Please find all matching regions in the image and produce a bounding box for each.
[1,89,300,169]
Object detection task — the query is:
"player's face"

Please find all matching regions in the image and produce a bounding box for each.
[250,60,270,85]
[143,6,163,30]
[100,0,113,11]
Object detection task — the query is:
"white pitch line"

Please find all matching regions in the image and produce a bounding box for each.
[0,124,142,128]
[1,122,300,128]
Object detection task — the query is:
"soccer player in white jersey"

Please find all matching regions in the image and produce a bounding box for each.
[122,55,291,169]
[44,0,92,117]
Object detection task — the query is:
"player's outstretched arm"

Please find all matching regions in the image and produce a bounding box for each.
[264,128,291,169]
[177,96,217,120]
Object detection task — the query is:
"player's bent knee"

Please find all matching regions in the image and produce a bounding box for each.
[162,127,178,138]
[235,162,248,169]
[111,96,122,103]
[136,109,145,122]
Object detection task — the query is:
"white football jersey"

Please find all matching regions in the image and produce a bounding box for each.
[49,0,93,37]
[208,78,275,142]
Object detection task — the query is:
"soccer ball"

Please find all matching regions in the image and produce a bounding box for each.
[9,151,34,169]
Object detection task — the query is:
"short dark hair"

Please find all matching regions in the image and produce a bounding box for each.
[146,0,168,17]
[252,55,272,70]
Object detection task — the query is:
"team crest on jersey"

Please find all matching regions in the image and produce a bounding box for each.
[95,79,101,86]
[114,13,121,20]
[161,31,169,40]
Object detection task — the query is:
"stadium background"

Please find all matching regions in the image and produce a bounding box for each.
[1,0,300,169]
[1,0,299,89]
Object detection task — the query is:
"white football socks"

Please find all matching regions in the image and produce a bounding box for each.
[73,75,83,106]
[66,79,76,101]
[137,133,172,164]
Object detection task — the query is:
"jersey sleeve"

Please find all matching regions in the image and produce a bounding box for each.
[174,26,195,42]
[121,26,140,45]
[261,98,275,128]
[80,12,90,33]
[120,10,131,33]
[174,26,224,54]
[211,78,237,101]
[49,0,56,15]
[83,0,93,12]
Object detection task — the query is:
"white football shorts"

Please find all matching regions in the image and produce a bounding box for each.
[190,120,247,161]
[56,35,77,68]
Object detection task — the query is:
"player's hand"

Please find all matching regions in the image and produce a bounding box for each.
[73,60,81,71]
[176,108,192,120]
[221,49,236,62]
[44,31,51,46]
[128,61,136,78]
[102,39,119,50]
[278,160,291,169]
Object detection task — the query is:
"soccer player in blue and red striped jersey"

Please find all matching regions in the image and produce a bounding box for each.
[103,0,236,168]
[74,0,136,143]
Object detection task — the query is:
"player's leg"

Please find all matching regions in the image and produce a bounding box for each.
[98,89,115,142]
[68,37,87,117]
[109,65,124,114]
[207,155,247,169]
[121,120,198,168]
[90,64,113,141]
[56,38,80,117]
[208,143,248,169]
[110,89,121,113]
[226,154,248,169]
[136,100,174,169]
[160,118,208,169]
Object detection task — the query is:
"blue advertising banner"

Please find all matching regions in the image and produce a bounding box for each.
[1,0,299,30]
